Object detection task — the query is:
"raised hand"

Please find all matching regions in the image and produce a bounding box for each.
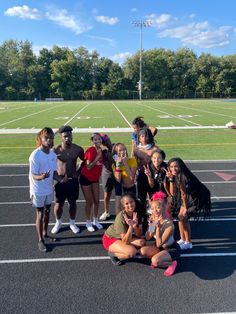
[163,167,174,181]
[143,164,151,177]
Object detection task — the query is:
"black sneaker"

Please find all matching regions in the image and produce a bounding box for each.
[108,252,122,266]
[38,240,47,252]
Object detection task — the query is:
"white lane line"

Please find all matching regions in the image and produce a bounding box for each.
[193,169,236,173]
[65,103,90,125]
[140,103,202,126]
[112,102,132,127]
[1,217,236,228]
[1,180,236,189]
[0,174,27,177]
[0,103,65,127]
[0,196,236,205]
[0,186,29,189]
[181,253,236,257]
[1,252,236,264]
[0,169,236,177]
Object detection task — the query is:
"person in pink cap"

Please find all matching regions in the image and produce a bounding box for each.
[140,192,180,276]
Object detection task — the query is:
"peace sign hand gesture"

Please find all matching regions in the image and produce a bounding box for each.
[163,167,174,181]
[143,164,151,178]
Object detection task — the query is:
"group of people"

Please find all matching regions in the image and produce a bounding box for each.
[29,116,211,276]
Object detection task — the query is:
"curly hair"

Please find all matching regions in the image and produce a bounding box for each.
[36,127,54,148]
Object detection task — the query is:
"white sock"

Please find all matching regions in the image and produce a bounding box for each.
[56,219,62,224]
[69,219,75,225]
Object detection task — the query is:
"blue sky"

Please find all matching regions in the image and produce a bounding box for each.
[1,0,236,63]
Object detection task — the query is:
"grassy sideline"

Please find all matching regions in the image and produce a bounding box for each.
[0,99,236,163]
[0,129,236,164]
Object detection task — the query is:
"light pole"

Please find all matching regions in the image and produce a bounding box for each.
[132,20,152,100]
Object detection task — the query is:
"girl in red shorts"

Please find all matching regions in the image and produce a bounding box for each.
[102,193,146,265]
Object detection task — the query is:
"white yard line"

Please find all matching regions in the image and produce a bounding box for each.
[173,103,236,120]
[64,103,91,125]
[111,102,133,127]
[139,103,202,126]
[0,103,65,127]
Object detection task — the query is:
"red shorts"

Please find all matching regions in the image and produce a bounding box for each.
[102,233,119,250]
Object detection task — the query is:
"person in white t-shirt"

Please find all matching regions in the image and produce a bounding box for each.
[29,127,58,252]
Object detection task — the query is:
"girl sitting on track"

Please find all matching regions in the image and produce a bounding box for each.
[140,192,180,276]
[164,157,211,250]
[102,193,146,266]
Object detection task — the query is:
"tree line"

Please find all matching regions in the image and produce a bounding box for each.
[0,39,236,100]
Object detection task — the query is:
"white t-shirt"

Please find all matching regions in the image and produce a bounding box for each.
[29,148,57,197]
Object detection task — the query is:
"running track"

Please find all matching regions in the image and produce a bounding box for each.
[0,161,236,314]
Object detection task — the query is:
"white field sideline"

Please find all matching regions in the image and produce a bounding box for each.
[0,125,227,134]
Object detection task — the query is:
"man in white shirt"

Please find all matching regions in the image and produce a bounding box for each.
[29,127,58,252]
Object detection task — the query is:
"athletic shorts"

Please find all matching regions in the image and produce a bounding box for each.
[102,233,119,250]
[55,178,79,203]
[101,169,116,193]
[123,185,136,195]
[31,192,54,208]
[161,242,181,261]
[79,174,99,186]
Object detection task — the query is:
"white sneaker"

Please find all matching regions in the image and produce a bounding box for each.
[99,212,110,221]
[51,221,62,234]
[93,220,103,230]
[180,242,193,250]
[177,239,185,246]
[70,223,80,234]
[86,221,95,232]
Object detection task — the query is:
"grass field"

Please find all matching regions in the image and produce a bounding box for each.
[0,99,236,163]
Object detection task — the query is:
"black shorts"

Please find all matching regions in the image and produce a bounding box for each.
[162,242,181,261]
[102,172,116,193]
[123,185,136,196]
[79,174,99,186]
[55,178,79,203]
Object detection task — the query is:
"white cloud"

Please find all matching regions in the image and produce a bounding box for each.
[86,35,116,47]
[110,52,131,62]
[131,8,138,13]
[45,9,91,35]
[4,5,42,20]
[158,22,231,48]
[146,13,173,29]
[189,13,196,19]
[95,15,119,25]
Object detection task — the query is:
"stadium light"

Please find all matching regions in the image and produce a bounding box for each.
[132,20,152,100]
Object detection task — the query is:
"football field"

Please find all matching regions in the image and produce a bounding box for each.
[0,99,236,163]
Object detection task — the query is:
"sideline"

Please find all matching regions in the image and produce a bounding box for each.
[0,125,227,134]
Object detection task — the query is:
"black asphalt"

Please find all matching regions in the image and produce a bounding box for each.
[0,161,236,314]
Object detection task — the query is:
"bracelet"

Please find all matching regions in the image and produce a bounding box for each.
[169,178,175,182]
